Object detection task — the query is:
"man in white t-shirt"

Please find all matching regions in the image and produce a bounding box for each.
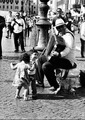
[36,18,76,93]
[11,12,25,53]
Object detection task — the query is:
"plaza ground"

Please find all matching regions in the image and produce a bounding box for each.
[0,12,85,119]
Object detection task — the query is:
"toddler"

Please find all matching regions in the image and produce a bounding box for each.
[28,52,38,99]
[10,52,37,100]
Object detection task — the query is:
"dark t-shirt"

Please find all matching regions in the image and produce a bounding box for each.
[0,16,6,30]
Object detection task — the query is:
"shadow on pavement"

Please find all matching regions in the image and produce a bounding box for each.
[36,87,85,100]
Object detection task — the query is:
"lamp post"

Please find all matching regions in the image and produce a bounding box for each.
[35,0,51,50]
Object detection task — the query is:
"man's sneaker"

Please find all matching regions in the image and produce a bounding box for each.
[52,86,61,95]
[49,86,55,91]
[36,81,44,87]
[32,95,37,100]
[21,49,26,53]
[0,56,2,59]
[14,50,19,53]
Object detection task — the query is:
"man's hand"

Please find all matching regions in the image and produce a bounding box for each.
[51,51,59,56]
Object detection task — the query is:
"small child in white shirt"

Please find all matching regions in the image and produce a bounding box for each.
[10,52,37,100]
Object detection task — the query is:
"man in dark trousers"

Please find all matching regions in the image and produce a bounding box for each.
[0,15,6,59]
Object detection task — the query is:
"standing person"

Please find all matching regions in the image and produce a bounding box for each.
[25,14,30,39]
[36,19,76,93]
[6,11,13,39]
[52,8,65,27]
[20,11,26,46]
[11,12,25,53]
[65,12,73,32]
[10,53,30,101]
[10,53,37,100]
[0,16,6,59]
[29,19,38,48]
[80,13,85,58]
[28,52,38,99]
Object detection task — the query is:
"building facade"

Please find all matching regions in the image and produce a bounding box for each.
[0,0,23,12]
[48,0,82,13]
[0,0,37,16]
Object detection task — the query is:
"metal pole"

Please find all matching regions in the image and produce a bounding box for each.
[35,0,51,50]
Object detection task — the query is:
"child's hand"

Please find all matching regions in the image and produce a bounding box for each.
[10,63,13,68]
[10,62,17,70]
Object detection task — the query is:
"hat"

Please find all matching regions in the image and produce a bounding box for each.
[16,12,20,16]
[55,18,65,27]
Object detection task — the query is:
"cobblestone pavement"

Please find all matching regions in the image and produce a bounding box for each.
[0,59,85,119]
[1,28,85,119]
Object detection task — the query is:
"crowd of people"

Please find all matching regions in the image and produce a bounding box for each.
[4,10,35,53]
[0,8,85,100]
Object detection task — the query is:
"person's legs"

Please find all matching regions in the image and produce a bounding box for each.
[13,33,19,52]
[15,85,22,98]
[49,56,73,69]
[42,61,59,89]
[36,55,47,85]
[30,75,37,99]
[0,31,2,58]
[23,83,29,101]
[6,25,9,38]
[80,38,85,58]
[19,32,25,52]
[42,56,73,92]
[27,26,29,38]
[8,23,12,38]
[80,38,84,57]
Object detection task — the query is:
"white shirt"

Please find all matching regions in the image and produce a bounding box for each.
[61,32,76,65]
[10,61,31,86]
[6,15,13,23]
[11,18,25,33]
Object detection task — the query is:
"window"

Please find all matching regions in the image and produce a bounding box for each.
[3,5,5,8]
[15,0,19,4]
[50,0,52,4]
[6,0,9,4]
[0,0,2,2]
[15,6,19,9]
[10,6,12,9]
[7,5,9,9]
[2,0,5,3]
[10,0,13,4]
